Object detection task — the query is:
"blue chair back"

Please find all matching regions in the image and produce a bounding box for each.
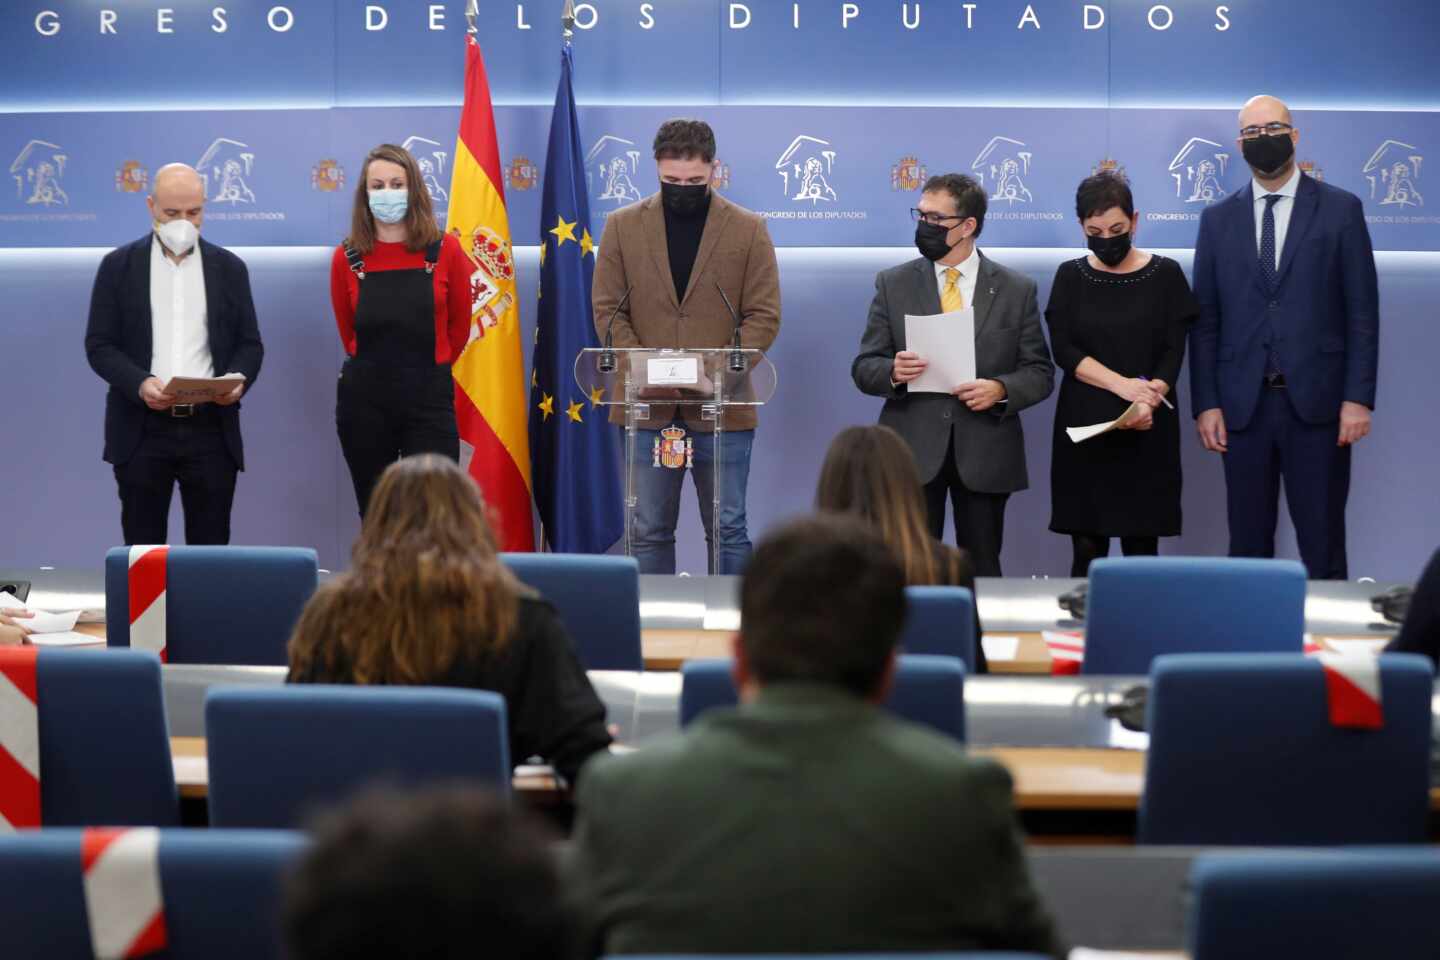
[37,648,178,826]
[206,685,509,828]
[1084,556,1306,674]
[901,586,978,671]
[501,553,642,671]
[105,546,319,665]
[680,654,965,741]
[1189,852,1440,960]
[1140,653,1433,845]
[0,829,305,960]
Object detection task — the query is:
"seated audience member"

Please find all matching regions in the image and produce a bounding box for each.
[287,454,611,785]
[283,786,574,960]
[570,513,1062,957]
[1386,547,1440,666]
[1,611,33,646]
[816,423,988,671]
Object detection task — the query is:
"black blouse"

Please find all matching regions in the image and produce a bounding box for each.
[288,595,612,785]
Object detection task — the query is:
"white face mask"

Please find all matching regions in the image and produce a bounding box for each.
[155,218,199,255]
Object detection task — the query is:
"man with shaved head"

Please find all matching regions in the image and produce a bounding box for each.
[85,162,264,544]
[1189,95,1378,579]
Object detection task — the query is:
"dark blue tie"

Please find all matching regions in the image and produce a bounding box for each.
[1260,193,1283,377]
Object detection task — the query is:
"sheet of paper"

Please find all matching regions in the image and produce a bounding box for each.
[1065,401,1145,443]
[904,308,976,394]
[27,631,103,647]
[1325,637,1390,656]
[0,595,82,634]
[162,373,245,403]
[646,357,698,386]
[980,635,1021,661]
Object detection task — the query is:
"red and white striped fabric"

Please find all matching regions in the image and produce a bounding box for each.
[82,827,168,960]
[128,546,169,663]
[1042,630,1085,675]
[0,647,41,831]
[1314,653,1384,730]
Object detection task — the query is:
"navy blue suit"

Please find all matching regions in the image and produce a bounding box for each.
[1190,173,1379,579]
[85,234,264,544]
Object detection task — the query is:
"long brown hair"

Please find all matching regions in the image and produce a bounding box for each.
[287,455,521,685]
[345,143,444,255]
[815,425,964,587]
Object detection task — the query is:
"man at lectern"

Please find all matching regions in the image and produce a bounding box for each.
[852,173,1054,576]
[84,163,264,546]
[593,119,781,575]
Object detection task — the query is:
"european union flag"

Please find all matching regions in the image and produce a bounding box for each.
[528,45,623,553]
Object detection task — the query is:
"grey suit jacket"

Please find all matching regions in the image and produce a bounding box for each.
[852,252,1054,492]
[568,685,1063,958]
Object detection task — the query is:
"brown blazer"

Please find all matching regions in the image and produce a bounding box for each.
[592,191,781,431]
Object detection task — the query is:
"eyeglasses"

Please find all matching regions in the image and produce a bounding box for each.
[1239,121,1294,140]
[910,208,968,226]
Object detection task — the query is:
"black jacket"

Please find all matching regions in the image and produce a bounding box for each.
[1386,548,1440,667]
[84,233,264,468]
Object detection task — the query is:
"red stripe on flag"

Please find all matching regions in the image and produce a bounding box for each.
[457,36,506,204]
[0,646,39,702]
[124,909,169,958]
[82,827,126,872]
[0,743,41,827]
[455,384,535,551]
[1322,667,1384,729]
[128,548,168,627]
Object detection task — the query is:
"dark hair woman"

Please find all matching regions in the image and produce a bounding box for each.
[815,424,987,672]
[287,455,611,785]
[1045,172,1199,576]
[330,143,474,516]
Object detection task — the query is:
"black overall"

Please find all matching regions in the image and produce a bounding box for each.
[336,241,460,516]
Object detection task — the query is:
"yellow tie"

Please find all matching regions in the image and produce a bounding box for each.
[941,267,964,312]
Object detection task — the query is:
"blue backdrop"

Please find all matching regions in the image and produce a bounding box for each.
[3,0,1438,579]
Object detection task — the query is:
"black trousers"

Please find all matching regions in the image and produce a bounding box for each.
[1070,534,1160,578]
[337,359,460,516]
[922,432,1010,577]
[113,409,238,545]
[1223,383,1351,580]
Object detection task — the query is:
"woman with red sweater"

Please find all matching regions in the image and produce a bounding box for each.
[331,143,474,516]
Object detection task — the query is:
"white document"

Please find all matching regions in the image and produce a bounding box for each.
[27,631,103,648]
[904,308,976,394]
[980,635,1021,662]
[1325,637,1390,656]
[0,594,82,634]
[646,357,699,386]
[1065,401,1145,444]
[162,372,245,403]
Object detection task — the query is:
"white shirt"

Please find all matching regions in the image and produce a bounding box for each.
[933,244,980,311]
[149,234,213,384]
[1252,165,1302,270]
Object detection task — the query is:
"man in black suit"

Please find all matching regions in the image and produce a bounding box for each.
[853,173,1054,575]
[85,163,263,545]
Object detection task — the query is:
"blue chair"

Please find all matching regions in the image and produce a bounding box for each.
[1083,556,1306,674]
[1140,653,1433,845]
[105,546,319,665]
[206,686,509,828]
[1189,852,1440,959]
[0,829,305,960]
[901,586,978,671]
[680,654,965,741]
[29,648,178,826]
[501,553,643,671]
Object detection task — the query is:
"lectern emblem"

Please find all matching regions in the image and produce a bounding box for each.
[653,425,694,470]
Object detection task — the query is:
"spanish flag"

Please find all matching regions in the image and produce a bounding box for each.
[446,34,534,551]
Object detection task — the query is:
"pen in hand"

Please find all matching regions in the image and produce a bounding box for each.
[1138,376,1176,411]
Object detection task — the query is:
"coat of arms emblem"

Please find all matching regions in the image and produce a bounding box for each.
[653,425,694,470]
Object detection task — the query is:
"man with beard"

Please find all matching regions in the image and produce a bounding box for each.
[1190,95,1379,579]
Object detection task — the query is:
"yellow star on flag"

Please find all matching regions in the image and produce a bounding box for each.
[579,228,595,259]
[539,239,547,267]
[565,399,584,423]
[549,215,578,246]
[537,393,555,420]
[588,385,605,407]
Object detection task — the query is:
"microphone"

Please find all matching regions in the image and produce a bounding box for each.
[715,282,747,374]
[596,285,633,374]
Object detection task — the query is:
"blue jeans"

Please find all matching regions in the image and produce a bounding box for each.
[629,422,754,575]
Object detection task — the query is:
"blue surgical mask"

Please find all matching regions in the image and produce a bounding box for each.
[368,188,408,225]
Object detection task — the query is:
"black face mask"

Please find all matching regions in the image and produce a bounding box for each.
[660,182,710,217]
[915,220,961,261]
[1087,231,1132,268]
[1242,133,1295,178]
